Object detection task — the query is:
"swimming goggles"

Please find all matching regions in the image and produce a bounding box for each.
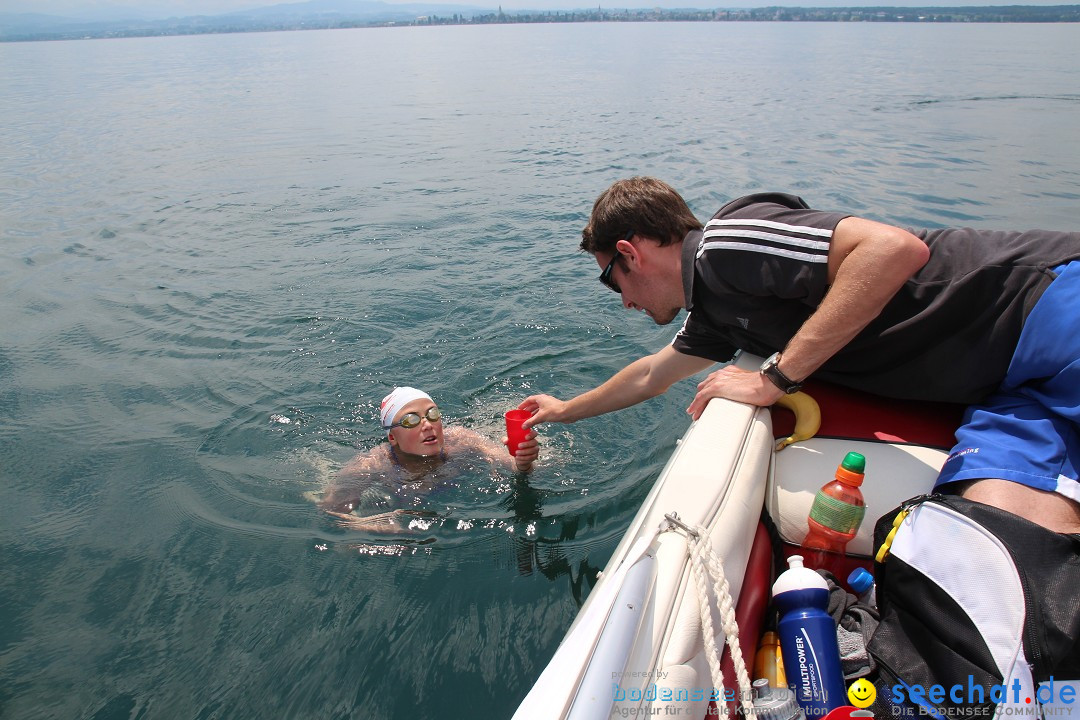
[384,406,442,430]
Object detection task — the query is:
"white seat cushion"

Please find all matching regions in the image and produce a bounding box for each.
[767,437,946,557]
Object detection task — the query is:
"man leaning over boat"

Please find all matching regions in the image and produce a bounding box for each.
[516,176,1080,711]
[519,176,1080,532]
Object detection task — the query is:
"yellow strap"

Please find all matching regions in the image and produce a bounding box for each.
[874,507,911,563]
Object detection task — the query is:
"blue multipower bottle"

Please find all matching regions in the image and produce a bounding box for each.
[772,554,847,717]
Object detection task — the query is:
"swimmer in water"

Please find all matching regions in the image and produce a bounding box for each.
[319,386,539,531]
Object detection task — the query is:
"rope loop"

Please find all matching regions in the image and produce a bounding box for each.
[684,522,755,716]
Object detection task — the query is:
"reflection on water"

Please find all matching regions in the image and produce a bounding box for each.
[329,467,605,605]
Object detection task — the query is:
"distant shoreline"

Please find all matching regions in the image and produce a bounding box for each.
[3,5,1079,43]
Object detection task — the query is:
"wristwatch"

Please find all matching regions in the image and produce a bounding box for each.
[760,352,803,394]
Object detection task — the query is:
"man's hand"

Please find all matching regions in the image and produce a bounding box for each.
[686,365,783,420]
[506,429,540,471]
[517,394,568,430]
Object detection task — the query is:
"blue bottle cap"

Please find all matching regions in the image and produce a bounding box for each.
[848,567,874,594]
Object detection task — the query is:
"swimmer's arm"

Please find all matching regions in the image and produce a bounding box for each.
[336,446,390,480]
[326,508,432,534]
[445,426,539,472]
[318,448,392,512]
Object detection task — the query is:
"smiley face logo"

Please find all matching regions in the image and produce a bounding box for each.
[848,678,877,708]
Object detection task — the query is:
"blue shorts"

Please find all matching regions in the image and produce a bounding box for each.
[937,261,1080,503]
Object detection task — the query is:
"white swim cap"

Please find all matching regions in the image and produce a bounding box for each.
[380,386,433,429]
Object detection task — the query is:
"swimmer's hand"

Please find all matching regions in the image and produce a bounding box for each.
[517,394,569,430]
[504,429,539,472]
[326,508,435,533]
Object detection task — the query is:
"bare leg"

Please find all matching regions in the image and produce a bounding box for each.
[959,479,1080,533]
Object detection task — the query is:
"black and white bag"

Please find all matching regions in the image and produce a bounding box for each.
[866,494,1080,720]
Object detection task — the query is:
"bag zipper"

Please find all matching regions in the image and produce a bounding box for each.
[924,494,1048,686]
[875,493,942,563]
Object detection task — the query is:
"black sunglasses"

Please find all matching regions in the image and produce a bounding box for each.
[385,406,442,430]
[599,230,635,294]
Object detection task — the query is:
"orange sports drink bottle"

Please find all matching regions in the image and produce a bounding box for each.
[802,451,866,582]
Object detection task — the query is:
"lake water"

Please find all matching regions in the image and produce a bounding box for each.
[1,21,1079,720]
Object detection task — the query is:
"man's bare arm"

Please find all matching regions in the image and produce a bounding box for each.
[687,216,930,415]
[778,216,930,381]
[520,345,715,427]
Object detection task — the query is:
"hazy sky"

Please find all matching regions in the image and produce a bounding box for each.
[1,0,1065,18]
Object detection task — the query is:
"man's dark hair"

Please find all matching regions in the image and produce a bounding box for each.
[580,177,703,254]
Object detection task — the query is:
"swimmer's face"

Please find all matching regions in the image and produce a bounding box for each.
[387,398,444,457]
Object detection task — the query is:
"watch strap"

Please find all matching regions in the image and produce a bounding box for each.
[761,353,803,394]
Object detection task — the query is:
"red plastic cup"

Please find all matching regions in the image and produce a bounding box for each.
[504,409,531,457]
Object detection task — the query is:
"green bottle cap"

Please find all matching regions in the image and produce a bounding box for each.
[842,451,866,474]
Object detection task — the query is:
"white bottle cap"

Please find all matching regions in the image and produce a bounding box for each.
[771,554,829,596]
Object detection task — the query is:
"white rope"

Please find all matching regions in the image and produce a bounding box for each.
[686,523,755,716]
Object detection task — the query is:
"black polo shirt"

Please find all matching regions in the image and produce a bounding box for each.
[672,192,1080,403]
